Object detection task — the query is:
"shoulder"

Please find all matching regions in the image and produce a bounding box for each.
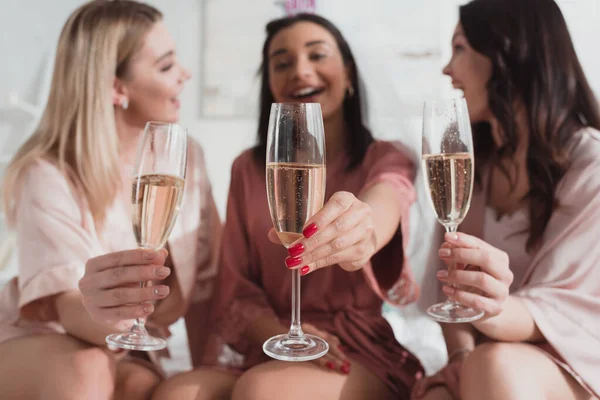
[19,158,73,199]
[558,127,600,202]
[568,127,600,171]
[364,140,416,163]
[231,148,259,174]
[361,140,417,176]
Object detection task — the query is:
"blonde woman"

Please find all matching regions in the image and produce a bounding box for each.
[0,1,222,399]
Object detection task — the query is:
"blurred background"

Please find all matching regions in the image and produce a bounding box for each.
[1,0,598,376]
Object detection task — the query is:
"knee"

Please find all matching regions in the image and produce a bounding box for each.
[119,367,160,400]
[460,343,513,398]
[232,370,275,400]
[64,347,116,399]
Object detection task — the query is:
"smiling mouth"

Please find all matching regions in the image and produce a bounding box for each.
[290,87,325,100]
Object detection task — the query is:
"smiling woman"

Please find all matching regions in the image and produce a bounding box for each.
[0,1,221,400]
[153,13,424,400]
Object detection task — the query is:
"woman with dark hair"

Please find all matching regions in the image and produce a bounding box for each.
[412,0,600,399]
[153,12,423,400]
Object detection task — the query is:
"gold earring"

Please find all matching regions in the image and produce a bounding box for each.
[347,85,355,98]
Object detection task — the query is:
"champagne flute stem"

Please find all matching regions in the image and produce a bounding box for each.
[288,268,304,338]
[133,280,148,331]
[445,224,460,305]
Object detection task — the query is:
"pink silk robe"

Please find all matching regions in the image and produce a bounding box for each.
[458,128,600,397]
[0,138,221,370]
[211,141,423,398]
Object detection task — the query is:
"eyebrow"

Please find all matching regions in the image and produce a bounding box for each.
[154,50,174,64]
[269,40,329,58]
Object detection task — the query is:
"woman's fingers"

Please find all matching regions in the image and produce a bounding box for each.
[442,286,503,316]
[85,248,167,274]
[90,264,171,290]
[95,303,155,322]
[438,269,507,300]
[267,228,281,244]
[91,284,170,307]
[290,219,373,273]
[302,200,369,251]
[303,323,351,374]
[439,246,512,284]
[301,192,356,240]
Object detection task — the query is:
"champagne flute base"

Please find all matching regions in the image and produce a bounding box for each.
[263,333,328,362]
[106,331,167,351]
[427,301,484,323]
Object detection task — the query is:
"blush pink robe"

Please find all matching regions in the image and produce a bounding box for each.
[210,141,423,398]
[0,139,221,371]
[457,128,600,397]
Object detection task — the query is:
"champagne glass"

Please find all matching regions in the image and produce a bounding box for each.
[422,98,484,323]
[263,103,329,361]
[106,121,187,350]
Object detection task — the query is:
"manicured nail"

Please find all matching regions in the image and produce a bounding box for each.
[285,256,302,268]
[340,364,351,374]
[439,248,451,257]
[155,267,170,278]
[303,223,318,238]
[446,232,459,241]
[326,361,335,370]
[442,285,455,295]
[154,286,170,297]
[301,266,310,276]
[437,270,448,279]
[342,360,351,368]
[288,243,305,258]
[144,251,158,260]
[143,304,154,314]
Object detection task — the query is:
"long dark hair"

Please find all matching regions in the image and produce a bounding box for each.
[460,0,600,250]
[253,13,374,170]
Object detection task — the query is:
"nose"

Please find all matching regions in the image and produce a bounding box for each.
[180,65,191,82]
[292,56,314,80]
[442,60,451,77]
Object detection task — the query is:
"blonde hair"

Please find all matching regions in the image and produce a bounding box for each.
[3,0,162,229]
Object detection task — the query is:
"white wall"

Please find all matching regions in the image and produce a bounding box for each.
[2,0,599,215]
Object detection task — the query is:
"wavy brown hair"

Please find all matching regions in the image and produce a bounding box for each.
[460,0,600,250]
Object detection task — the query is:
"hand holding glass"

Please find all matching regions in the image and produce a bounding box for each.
[106,122,187,350]
[263,103,329,361]
[422,98,484,323]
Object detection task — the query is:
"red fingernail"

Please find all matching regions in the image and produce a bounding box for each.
[303,223,318,238]
[343,360,350,367]
[285,256,302,268]
[326,361,335,370]
[288,243,304,258]
[300,266,310,276]
[340,364,351,374]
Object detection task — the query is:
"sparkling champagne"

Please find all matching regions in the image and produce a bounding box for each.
[422,153,473,227]
[266,162,326,247]
[132,174,185,249]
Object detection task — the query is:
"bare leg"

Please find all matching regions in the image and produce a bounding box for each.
[231,359,396,400]
[419,386,455,400]
[152,368,237,400]
[114,360,161,400]
[0,334,116,400]
[461,342,593,400]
